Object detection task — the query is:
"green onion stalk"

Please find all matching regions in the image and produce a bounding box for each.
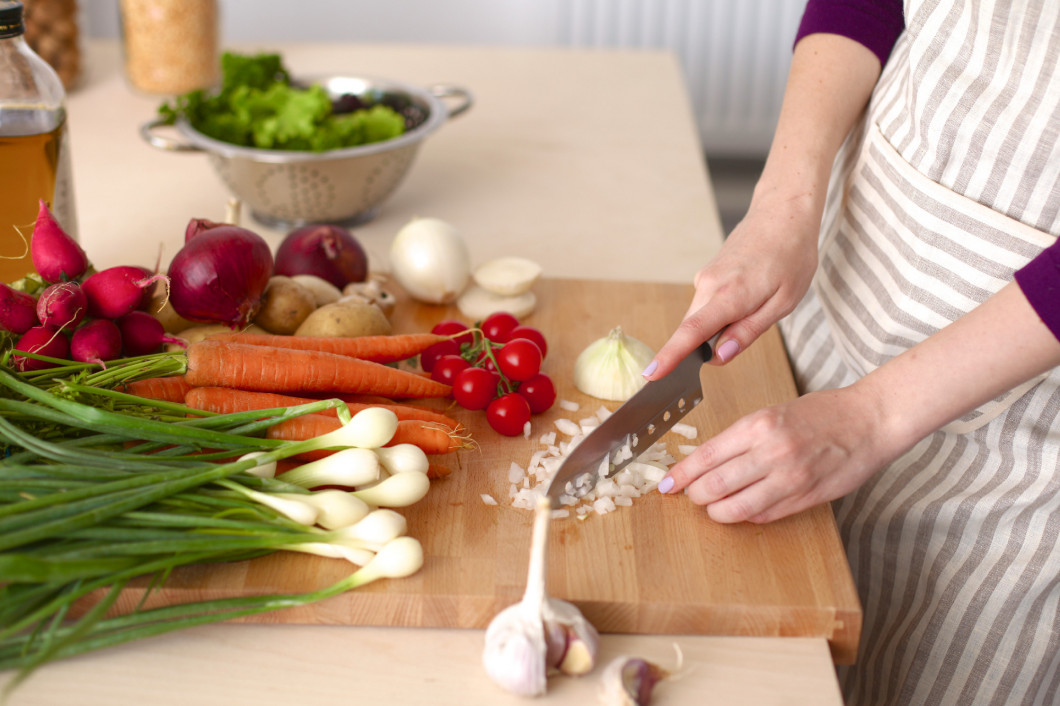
[0,355,425,695]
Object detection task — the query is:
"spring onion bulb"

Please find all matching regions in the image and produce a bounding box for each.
[374,443,430,475]
[238,451,277,479]
[572,327,656,401]
[333,508,408,548]
[351,471,430,508]
[217,481,319,526]
[287,541,374,567]
[312,407,399,450]
[278,489,371,530]
[276,447,381,488]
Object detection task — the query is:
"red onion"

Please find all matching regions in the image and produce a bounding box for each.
[274,224,368,289]
[167,223,274,328]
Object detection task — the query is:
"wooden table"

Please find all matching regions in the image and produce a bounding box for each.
[0,41,855,705]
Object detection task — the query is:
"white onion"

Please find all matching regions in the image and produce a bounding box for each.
[388,217,470,304]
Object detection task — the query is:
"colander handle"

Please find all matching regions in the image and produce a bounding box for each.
[139,118,204,152]
[429,84,473,119]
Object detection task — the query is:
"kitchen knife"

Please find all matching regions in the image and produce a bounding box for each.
[544,333,720,505]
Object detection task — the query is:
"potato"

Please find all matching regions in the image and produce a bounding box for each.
[166,323,269,350]
[254,276,318,335]
[294,300,392,338]
[146,292,193,334]
[290,274,343,307]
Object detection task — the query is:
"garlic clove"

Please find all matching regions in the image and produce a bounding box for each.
[457,283,537,320]
[543,597,601,675]
[472,256,543,296]
[599,656,670,706]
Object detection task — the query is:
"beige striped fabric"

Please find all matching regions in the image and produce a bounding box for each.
[778,1,1060,704]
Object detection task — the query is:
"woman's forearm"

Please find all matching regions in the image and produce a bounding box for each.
[753,33,882,216]
[857,282,1060,454]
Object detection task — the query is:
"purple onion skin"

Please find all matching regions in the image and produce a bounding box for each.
[14,325,70,371]
[185,218,224,243]
[0,283,40,334]
[117,310,167,356]
[71,319,123,364]
[30,199,89,283]
[168,225,274,328]
[36,281,87,332]
[274,225,368,289]
[81,266,154,320]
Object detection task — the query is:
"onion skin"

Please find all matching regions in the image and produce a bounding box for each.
[168,225,274,328]
[274,225,368,289]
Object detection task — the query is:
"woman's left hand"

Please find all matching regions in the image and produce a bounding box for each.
[659,384,901,523]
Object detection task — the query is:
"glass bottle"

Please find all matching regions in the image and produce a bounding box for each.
[0,0,76,284]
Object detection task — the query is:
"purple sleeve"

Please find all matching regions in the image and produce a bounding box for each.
[1015,243,1060,342]
[794,0,906,66]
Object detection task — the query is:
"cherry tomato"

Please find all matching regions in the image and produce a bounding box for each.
[481,311,520,343]
[486,392,532,436]
[453,366,500,410]
[431,319,474,346]
[517,373,556,414]
[496,338,543,382]
[420,339,460,373]
[431,354,470,385]
[509,325,548,359]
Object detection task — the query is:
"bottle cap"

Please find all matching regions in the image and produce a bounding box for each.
[0,1,23,40]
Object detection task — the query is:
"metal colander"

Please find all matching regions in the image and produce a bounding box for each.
[141,75,472,229]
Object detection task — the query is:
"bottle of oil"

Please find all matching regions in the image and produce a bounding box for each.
[0,0,76,284]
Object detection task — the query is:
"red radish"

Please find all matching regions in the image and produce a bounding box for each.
[30,199,89,283]
[0,283,39,334]
[13,325,69,371]
[70,319,122,365]
[168,224,273,328]
[274,224,368,289]
[117,310,184,356]
[81,266,166,320]
[36,281,87,332]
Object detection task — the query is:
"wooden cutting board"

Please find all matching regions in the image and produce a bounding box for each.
[106,278,861,664]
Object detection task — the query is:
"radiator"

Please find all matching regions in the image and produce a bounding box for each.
[558,0,805,157]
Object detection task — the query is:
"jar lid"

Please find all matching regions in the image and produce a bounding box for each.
[0,1,23,40]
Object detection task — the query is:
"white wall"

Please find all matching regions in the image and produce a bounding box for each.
[84,0,804,157]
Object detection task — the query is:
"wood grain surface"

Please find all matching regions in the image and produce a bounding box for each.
[100,278,861,664]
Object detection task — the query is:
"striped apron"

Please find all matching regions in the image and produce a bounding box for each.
[778,1,1060,704]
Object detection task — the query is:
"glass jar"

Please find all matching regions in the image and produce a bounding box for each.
[120,0,220,95]
[21,0,82,90]
[0,0,77,284]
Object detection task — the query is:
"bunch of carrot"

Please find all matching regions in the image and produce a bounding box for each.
[122,331,471,468]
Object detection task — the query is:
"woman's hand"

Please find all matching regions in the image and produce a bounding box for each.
[658,385,898,523]
[646,193,821,379]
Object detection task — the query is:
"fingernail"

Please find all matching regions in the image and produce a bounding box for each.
[657,476,674,494]
[641,360,658,378]
[716,339,740,363]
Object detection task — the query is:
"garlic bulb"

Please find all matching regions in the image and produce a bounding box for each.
[573,327,656,401]
[483,496,600,696]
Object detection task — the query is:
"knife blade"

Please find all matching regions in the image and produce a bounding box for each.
[544,334,719,506]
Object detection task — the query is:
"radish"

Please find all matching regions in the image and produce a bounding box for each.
[0,283,39,334]
[81,266,167,320]
[30,199,89,283]
[36,281,87,332]
[70,319,123,366]
[13,325,69,371]
[117,310,184,356]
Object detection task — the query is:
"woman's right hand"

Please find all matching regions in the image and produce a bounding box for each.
[645,189,821,379]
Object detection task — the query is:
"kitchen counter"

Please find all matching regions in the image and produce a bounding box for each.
[0,42,851,705]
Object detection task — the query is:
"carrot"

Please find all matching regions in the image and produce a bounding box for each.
[119,375,193,403]
[184,387,464,429]
[184,340,451,399]
[264,413,468,460]
[427,462,452,480]
[204,331,450,364]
